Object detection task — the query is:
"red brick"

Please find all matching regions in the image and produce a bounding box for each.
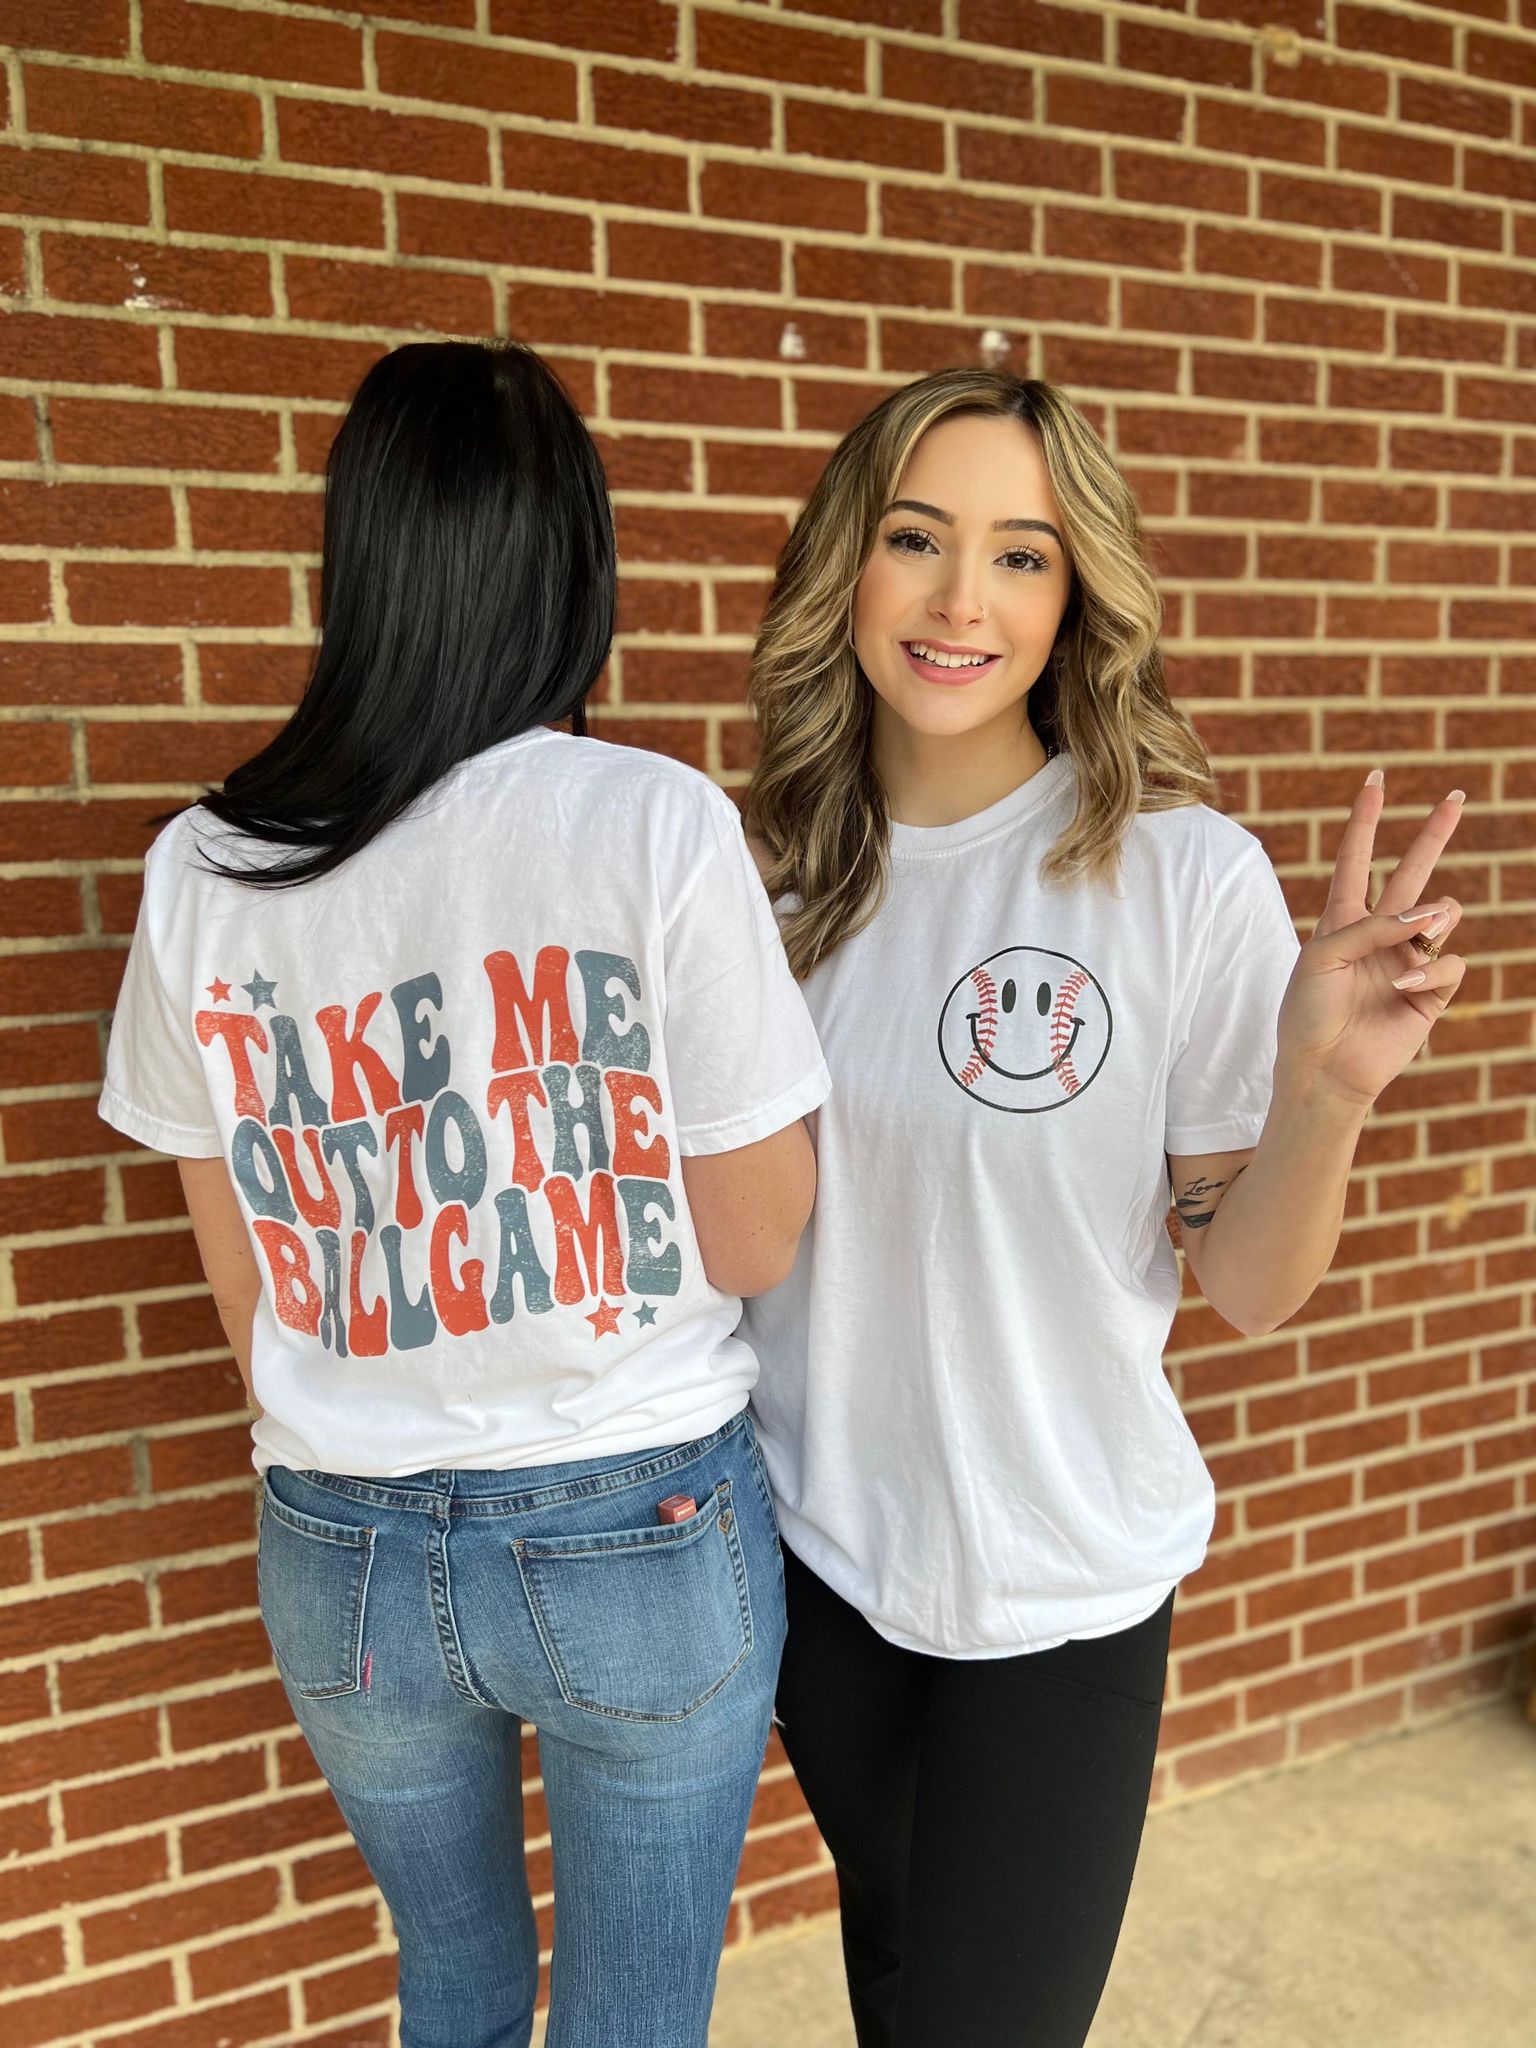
[24,63,261,157]
[1173,1725,1288,1791]
[137,1294,226,1358]
[611,221,781,295]
[33,1360,243,1441]
[0,1581,148,1662]
[594,68,771,148]
[192,1900,378,1999]
[622,648,751,705]
[59,1618,269,1715]
[187,488,323,554]
[745,1867,841,1935]
[0,478,175,551]
[963,128,1100,198]
[396,192,591,272]
[0,1837,168,1924]
[1246,1656,1355,1721]
[886,42,1031,118]
[0,1963,175,2048]
[376,30,575,116]
[100,1988,294,2048]
[1196,97,1327,169]
[0,311,161,387]
[284,252,492,334]
[0,1305,123,1380]
[141,0,361,84]
[0,1094,137,1162]
[1048,73,1184,142]
[784,96,944,173]
[0,1443,135,1521]
[505,130,688,212]
[148,1431,253,1511]
[610,364,780,433]
[0,0,129,54]
[42,234,272,319]
[698,11,866,92]
[3,722,74,786]
[1266,45,1388,115]
[0,141,149,224]
[1400,75,1515,144]
[68,563,291,628]
[63,1751,267,1842]
[795,242,951,311]
[84,1869,281,1968]
[43,1493,255,1579]
[488,0,677,58]
[164,165,383,249]
[702,302,866,371]
[159,1555,259,1627]
[50,398,280,475]
[277,96,489,185]
[169,1678,291,1752]
[0,878,86,943]
[2,1710,160,1797]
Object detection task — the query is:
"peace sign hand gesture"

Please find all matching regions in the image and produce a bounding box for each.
[1274,772,1467,1113]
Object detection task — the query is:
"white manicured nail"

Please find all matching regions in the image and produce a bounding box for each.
[1393,970,1427,990]
[1364,768,1384,788]
[1446,789,1466,804]
[1398,906,1437,922]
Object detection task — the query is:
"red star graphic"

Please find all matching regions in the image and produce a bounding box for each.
[206,978,231,1003]
[586,1299,623,1339]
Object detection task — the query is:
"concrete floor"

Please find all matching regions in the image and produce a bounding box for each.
[699,1695,1536,2048]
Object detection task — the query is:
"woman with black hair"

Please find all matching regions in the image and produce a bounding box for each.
[97,339,829,2048]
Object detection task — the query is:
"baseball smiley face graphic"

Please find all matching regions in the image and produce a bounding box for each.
[938,946,1112,1112]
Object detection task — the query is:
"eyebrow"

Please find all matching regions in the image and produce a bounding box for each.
[884,499,1065,550]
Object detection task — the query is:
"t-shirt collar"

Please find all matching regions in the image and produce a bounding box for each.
[888,751,1073,859]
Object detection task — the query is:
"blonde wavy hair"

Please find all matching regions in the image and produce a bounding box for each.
[745,369,1216,982]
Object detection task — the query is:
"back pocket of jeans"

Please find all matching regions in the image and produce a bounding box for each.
[257,1475,376,1699]
[511,1479,752,1723]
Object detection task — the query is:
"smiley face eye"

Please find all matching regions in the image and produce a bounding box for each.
[1036,981,1051,1016]
[1001,978,1016,1013]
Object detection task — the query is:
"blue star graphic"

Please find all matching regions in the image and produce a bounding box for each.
[242,971,277,1011]
[634,1302,658,1327]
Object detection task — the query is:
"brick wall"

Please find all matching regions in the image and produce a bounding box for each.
[0,0,1533,2041]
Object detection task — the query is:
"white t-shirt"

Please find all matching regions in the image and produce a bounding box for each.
[743,754,1300,1658]
[100,728,830,1478]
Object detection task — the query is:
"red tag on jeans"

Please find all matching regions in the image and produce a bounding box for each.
[656,1494,696,1525]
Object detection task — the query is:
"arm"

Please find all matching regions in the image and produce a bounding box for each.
[1173,774,1466,1338]
[681,1120,817,1297]
[1171,1094,1361,1336]
[176,1156,264,1418]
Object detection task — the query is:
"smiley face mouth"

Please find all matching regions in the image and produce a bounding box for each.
[967,1012,1083,1081]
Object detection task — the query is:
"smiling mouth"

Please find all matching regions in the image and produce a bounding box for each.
[968,1013,1082,1080]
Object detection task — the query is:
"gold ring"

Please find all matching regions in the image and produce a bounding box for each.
[1409,933,1441,961]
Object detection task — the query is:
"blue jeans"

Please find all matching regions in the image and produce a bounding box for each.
[257,1409,785,2048]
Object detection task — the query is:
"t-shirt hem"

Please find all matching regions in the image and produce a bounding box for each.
[864,1576,1183,1660]
[97,1084,224,1159]
[676,1061,831,1157]
[1163,1115,1268,1154]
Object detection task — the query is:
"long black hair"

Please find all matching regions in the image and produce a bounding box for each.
[198,338,615,887]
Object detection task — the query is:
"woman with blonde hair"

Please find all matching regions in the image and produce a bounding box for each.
[741,368,1465,2047]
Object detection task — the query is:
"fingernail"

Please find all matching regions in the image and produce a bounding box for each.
[1364,768,1384,788]
[1423,911,1451,941]
[1393,970,1427,990]
[1447,789,1466,805]
[1398,906,1438,922]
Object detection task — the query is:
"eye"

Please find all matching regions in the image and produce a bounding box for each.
[886,527,936,557]
[1036,982,1051,1016]
[1001,549,1051,575]
[1001,978,1016,1013]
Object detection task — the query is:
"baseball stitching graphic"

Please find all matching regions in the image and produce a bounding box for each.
[1050,968,1089,1096]
[957,964,998,1090]
[937,946,1112,1113]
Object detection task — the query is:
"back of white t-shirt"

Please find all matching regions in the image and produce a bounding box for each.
[100,728,830,1477]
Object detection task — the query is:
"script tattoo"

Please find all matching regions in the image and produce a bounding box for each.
[1174,1166,1248,1231]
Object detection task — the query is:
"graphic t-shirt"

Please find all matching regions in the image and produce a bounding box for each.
[743,754,1300,1657]
[100,728,830,1478]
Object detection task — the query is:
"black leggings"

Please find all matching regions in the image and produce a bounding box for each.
[775,1544,1174,2048]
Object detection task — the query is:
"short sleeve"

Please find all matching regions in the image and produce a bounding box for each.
[662,804,831,1156]
[98,835,224,1159]
[1164,837,1299,1156]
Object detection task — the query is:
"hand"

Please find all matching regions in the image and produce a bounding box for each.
[1274,771,1467,1112]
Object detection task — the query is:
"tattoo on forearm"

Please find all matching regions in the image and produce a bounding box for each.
[1174,1165,1249,1231]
